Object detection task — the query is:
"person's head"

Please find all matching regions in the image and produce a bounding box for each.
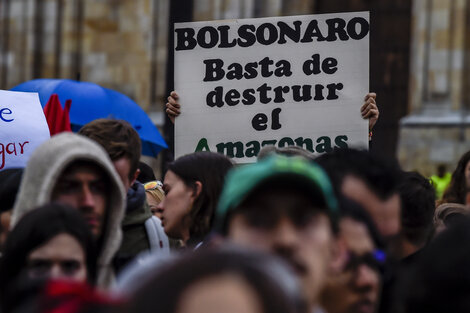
[398,172,435,255]
[157,152,233,244]
[437,164,447,177]
[433,202,470,237]
[441,150,470,204]
[0,203,97,307]
[79,119,142,190]
[321,197,384,313]
[144,180,165,218]
[215,155,339,308]
[137,161,156,183]
[402,216,470,313]
[315,148,402,243]
[130,247,305,313]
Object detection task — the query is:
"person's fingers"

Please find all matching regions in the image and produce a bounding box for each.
[361,103,372,115]
[361,99,377,115]
[166,108,176,116]
[166,106,180,116]
[361,103,379,116]
[170,91,179,99]
[363,108,379,119]
[167,97,181,108]
[166,101,181,113]
[168,97,180,107]
[364,92,377,101]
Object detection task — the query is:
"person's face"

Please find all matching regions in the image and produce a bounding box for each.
[157,170,194,241]
[0,211,11,251]
[113,157,133,191]
[26,233,87,282]
[341,175,401,241]
[52,164,108,237]
[227,189,334,307]
[322,218,381,313]
[146,192,163,218]
[176,274,263,313]
[465,161,470,188]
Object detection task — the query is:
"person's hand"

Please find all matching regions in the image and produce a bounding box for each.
[166,91,181,124]
[361,92,378,130]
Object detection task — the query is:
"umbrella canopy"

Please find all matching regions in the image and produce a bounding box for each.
[12,79,168,156]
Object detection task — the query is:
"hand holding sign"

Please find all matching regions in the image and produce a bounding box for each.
[361,92,378,131]
[166,91,181,124]
[0,90,50,170]
[167,90,379,129]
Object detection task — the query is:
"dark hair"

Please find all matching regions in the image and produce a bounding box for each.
[398,172,435,246]
[137,161,156,183]
[315,148,402,200]
[437,164,447,177]
[78,119,141,180]
[338,196,384,250]
[401,217,470,313]
[167,152,233,243]
[130,247,306,313]
[440,150,470,204]
[0,168,23,213]
[0,203,97,306]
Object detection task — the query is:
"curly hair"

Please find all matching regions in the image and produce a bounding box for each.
[440,150,470,205]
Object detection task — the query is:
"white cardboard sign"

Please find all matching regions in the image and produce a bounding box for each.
[175,12,369,163]
[0,90,50,170]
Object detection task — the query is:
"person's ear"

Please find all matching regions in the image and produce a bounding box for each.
[191,181,203,200]
[131,168,140,186]
[329,236,348,274]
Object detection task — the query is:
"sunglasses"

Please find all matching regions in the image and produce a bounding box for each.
[144,181,163,191]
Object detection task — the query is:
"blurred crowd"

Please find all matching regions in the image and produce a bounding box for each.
[0,91,469,313]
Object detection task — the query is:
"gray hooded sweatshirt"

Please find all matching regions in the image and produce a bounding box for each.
[11,132,126,288]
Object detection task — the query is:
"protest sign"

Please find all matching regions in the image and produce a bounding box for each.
[0,90,50,170]
[174,11,369,163]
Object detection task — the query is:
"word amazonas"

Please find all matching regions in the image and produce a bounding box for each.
[195,135,348,159]
[175,17,369,50]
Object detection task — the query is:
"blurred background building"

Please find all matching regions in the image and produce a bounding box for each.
[1,0,464,177]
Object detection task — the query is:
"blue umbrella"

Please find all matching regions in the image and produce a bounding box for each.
[11,79,168,156]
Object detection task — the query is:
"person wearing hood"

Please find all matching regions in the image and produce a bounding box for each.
[78,119,169,273]
[11,132,126,288]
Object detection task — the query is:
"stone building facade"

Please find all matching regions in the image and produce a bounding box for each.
[398,0,470,176]
[2,0,432,174]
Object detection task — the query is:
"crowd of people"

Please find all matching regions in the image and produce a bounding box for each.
[0,89,469,313]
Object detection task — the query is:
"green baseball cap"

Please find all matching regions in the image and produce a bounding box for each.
[215,155,338,233]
